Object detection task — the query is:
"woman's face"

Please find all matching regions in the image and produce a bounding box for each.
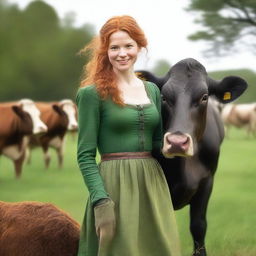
[108,30,140,73]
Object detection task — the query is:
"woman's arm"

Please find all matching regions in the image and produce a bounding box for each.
[76,86,109,206]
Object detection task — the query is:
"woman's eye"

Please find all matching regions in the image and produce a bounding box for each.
[110,46,118,50]
[126,45,133,48]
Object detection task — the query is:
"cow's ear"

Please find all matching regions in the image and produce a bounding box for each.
[52,104,66,116]
[12,105,26,119]
[208,76,248,104]
[135,70,166,89]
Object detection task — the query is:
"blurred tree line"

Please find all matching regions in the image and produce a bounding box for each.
[0,0,255,103]
[0,0,93,101]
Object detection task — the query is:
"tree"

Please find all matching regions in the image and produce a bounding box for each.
[151,59,171,76]
[0,0,94,101]
[186,0,256,55]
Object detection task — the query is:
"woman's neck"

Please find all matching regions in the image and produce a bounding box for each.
[114,70,143,88]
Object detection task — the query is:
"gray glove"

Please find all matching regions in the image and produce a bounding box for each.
[94,198,116,255]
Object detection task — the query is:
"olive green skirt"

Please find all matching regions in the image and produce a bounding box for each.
[77,157,181,256]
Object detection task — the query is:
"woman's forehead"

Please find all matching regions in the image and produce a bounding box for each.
[109,31,136,44]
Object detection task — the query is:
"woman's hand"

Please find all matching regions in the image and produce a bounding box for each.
[94,198,116,250]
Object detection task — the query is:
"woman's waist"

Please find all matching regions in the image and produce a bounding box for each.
[100,151,152,161]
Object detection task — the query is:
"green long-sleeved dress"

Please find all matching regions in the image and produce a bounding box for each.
[76,81,181,256]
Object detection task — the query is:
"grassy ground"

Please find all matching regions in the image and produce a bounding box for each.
[176,128,256,256]
[0,128,255,256]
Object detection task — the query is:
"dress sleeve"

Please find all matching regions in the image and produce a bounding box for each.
[76,86,109,206]
[151,82,163,152]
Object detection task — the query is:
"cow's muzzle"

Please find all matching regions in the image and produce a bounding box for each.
[162,132,194,158]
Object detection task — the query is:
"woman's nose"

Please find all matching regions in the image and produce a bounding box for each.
[118,48,127,57]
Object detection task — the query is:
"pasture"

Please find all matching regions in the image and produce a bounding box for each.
[0,129,255,256]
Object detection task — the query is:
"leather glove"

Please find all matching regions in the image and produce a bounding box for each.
[94,198,116,253]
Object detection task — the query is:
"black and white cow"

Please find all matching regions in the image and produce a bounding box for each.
[137,58,247,256]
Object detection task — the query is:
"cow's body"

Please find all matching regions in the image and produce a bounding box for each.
[0,99,47,178]
[27,99,78,168]
[0,201,80,256]
[137,58,247,256]
[221,103,256,137]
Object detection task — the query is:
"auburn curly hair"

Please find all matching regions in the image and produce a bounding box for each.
[80,15,148,105]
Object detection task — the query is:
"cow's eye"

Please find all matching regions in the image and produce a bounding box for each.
[200,94,208,104]
[161,95,166,102]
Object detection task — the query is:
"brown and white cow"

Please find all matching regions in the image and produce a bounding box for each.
[0,201,80,256]
[221,102,256,137]
[0,99,47,178]
[27,99,78,168]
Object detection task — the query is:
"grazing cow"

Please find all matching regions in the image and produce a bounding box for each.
[27,99,78,168]
[221,102,256,137]
[137,58,247,256]
[0,201,80,256]
[0,99,47,178]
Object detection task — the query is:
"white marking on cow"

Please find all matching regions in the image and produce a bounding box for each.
[49,136,63,149]
[2,136,29,160]
[162,132,194,158]
[19,99,48,134]
[60,99,78,131]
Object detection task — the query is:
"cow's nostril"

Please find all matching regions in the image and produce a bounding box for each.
[167,134,188,145]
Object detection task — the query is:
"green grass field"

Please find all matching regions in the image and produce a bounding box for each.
[0,128,255,256]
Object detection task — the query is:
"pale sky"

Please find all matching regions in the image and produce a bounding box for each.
[8,0,256,72]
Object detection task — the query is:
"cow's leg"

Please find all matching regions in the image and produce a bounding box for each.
[248,118,256,138]
[56,142,64,169]
[13,151,26,179]
[48,136,64,168]
[190,177,213,256]
[26,147,32,164]
[42,145,51,169]
[223,124,230,138]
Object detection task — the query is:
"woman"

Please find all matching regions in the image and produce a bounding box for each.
[76,15,181,256]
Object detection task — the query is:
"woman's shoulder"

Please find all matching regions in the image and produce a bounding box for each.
[76,85,99,105]
[144,81,160,95]
[77,84,98,95]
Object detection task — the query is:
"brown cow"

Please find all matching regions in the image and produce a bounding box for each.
[221,102,256,137]
[0,201,80,256]
[0,99,47,178]
[27,99,78,168]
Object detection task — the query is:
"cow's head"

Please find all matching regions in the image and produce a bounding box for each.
[137,58,247,158]
[13,99,48,135]
[53,100,78,131]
